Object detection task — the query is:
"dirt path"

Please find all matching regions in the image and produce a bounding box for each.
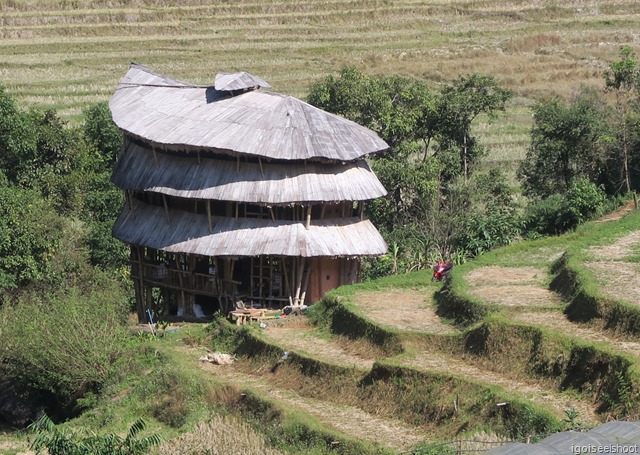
[260,318,600,426]
[262,322,375,369]
[596,200,637,223]
[589,230,640,260]
[193,354,430,452]
[402,350,599,426]
[466,267,562,308]
[351,289,458,334]
[583,261,640,305]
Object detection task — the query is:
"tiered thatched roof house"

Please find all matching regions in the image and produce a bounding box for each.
[110,63,388,320]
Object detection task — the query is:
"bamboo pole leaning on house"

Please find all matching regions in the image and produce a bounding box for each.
[299,261,312,305]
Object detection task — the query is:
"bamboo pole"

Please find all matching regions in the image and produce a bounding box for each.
[152,146,158,168]
[294,257,305,305]
[359,201,364,220]
[259,158,264,176]
[281,257,290,301]
[197,151,201,165]
[206,200,212,233]
[268,257,273,299]
[162,194,171,223]
[235,202,239,220]
[259,256,263,301]
[269,206,275,221]
[320,205,326,220]
[250,257,254,302]
[305,205,311,229]
[135,246,145,321]
[299,260,312,305]
[290,257,296,305]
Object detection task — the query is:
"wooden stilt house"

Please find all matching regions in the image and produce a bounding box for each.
[109,63,388,320]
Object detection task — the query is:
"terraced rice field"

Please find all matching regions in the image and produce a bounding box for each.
[2,0,640,165]
[177,210,640,451]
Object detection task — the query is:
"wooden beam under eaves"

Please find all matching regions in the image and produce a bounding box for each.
[162,194,171,223]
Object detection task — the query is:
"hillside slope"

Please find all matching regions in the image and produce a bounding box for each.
[131,208,635,454]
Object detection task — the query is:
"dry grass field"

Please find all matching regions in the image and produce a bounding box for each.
[2,0,640,164]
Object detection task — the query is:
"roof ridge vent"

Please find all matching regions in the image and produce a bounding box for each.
[214,71,271,93]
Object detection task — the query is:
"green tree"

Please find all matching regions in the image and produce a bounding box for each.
[604,46,640,194]
[83,101,123,166]
[0,184,64,294]
[308,68,516,273]
[0,86,38,182]
[434,74,512,182]
[307,66,436,155]
[518,88,610,199]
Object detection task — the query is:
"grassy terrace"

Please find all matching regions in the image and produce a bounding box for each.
[2,0,639,166]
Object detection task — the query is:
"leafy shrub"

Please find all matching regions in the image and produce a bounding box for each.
[456,212,522,257]
[30,415,162,455]
[524,178,607,237]
[0,282,130,404]
[523,194,566,237]
[562,177,607,226]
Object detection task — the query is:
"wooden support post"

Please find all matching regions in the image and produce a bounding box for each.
[290,257,296,305]
[145,285,153,314]
[268,257,274,299]
[320,205,326,220]
[197,151,201,165]
[305,205,311,229]
[136,246,146,320]
[281,257,290,301]
[259,158,264,176]
[175,255,183,288]
[235,202,239,220]
[269,206,275,221]
[359,201,364,220]
[299,260,312,305]
[294,257,305,305]
[206,200,212,233]
[152,146,158,168]
[133,278,144,322]
[127,191,137,219]
[259,256,263,301]
[162,194,171,223]
[236,156,240,172]
[250,257,254,302]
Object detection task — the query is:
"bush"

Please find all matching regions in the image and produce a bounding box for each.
[30,415,162,455]
[524,178,607,237]
[0,283,130,404]
[563,177,607,226]
[523,194,566,237]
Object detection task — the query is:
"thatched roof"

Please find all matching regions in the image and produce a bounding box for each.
[113,200,387,257]
[109,63,389,161]
[487,421,640,454]
[214,72,271,91]
[112,140,387,204]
